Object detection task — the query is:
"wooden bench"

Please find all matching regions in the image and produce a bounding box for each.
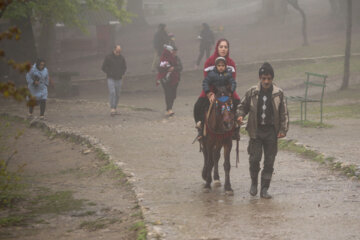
[288,72,327,123]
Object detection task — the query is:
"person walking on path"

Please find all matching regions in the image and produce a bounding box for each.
[26,59,49,120]
[156,44,182,117]
[194,38,241,140]
[152,23,170,71]
[102,45,127,116]
[195,23,215,69]
[236,62,289,199]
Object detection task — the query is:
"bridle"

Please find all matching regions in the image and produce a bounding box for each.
[205,94,235,138]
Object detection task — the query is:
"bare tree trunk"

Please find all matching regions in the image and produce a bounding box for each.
[8,17,37,85]
[340,0,352,90]
[288,0,308,46]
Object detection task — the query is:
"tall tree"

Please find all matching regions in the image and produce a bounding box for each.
[287,0,308,46]
[0,0,32,74]
[3,0,132,64]
[340,0,352,90]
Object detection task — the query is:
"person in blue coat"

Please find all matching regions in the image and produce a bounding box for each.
[26,59,49,119]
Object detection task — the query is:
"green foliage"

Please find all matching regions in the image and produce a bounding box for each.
[3,0,132,28]
[0,0,131,76]
[131,221,147,240]
[0,160,23,208]
[0,215,24,227]
[0,82,36,106]
[0,117,25,208]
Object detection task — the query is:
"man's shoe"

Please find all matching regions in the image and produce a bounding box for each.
[260,188,272,199]
[249,181,258,196]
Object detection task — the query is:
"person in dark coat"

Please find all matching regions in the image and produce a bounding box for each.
[152,23,170,72]
[102,45,127,116]
[153,23,170,57]
[156,44,182,117]
[195,23,215,69]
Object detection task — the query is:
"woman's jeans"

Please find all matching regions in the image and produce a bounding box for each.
[161,81,178,111]
[29,99,46,116]
[107,78,122,109]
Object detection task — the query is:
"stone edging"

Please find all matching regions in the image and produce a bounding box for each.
[0,113,163,240]
[279,138,360,180]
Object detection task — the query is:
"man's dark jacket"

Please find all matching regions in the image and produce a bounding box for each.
[102,53,127,80]
[153,30,170,56]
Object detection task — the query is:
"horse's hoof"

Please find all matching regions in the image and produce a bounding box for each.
[225,190,234,196]
[213,180,221,187]
[203,188,211,193]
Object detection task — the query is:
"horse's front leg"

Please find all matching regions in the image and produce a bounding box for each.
[204,145,214,191]
[202,143,208,181]
[213,146,221,187]
[223,139,233,195]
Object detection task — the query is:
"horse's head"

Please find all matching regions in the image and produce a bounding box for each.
[212,86,235,132]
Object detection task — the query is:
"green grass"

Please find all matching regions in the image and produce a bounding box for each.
[288,102,360,121]
[94,148,110,161]
[279,139,359,179]
[269,35,360,60]
[131,221,147,240]
[98,162,126,181]
[0,216,24,227]
[30,190,84,215]
[130,211,143,218]
[79,218,119,231]
[290,120,333,128]
[276,57,360,83]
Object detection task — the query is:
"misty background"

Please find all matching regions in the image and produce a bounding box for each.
[0,0,359,87]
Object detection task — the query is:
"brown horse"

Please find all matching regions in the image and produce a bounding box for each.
[201,86,236,195]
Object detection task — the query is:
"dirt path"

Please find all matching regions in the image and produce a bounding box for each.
[0,116,143,240]
[1,78,360,239]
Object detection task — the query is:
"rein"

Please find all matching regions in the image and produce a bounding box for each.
[204,98,235,139]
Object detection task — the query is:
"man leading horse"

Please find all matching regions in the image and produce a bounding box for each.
[236,62,289,199]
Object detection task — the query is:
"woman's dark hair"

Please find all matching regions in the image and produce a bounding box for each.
[217,38,230,50]
[35,59,46,69]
